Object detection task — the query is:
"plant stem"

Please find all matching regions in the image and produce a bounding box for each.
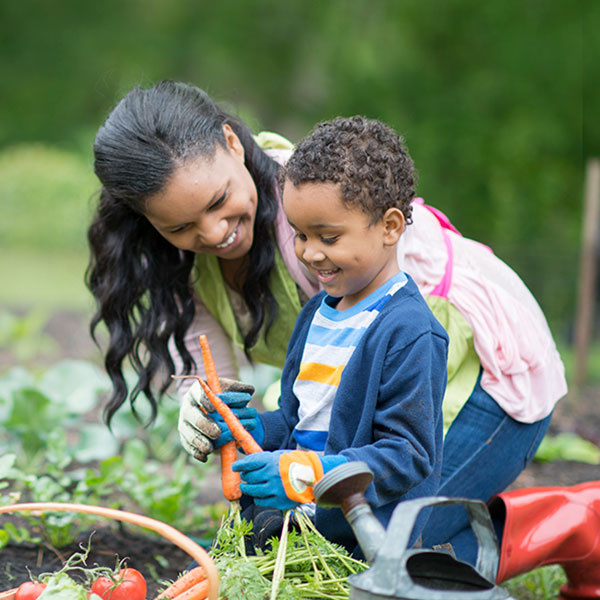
[270,510,291,600]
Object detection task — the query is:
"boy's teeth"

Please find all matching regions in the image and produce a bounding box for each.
[216,229,236,248]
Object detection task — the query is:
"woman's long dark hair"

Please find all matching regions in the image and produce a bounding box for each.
[87,81,280,426]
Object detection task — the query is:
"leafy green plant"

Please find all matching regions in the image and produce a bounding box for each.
[0,308,57,362]
[534,432,600,464]
[502,565,566,600]
[0,360,118,468]
[206,509,367,600]
[0,359,223,551]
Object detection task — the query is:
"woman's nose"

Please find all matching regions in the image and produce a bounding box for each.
[196,217,228,246]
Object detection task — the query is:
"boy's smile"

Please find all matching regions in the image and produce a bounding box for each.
[282,181,404,310]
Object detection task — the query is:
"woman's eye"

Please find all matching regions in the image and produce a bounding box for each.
[208,192,226,211]
[170,224,190,234]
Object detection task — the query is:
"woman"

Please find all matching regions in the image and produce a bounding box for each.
[88,80,567,563]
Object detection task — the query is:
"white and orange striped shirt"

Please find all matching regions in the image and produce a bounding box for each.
[293,272,408,452]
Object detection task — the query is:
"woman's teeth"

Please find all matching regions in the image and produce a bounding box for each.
[216,228,237,249]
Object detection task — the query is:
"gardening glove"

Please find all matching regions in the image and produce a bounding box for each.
[233,450,348,510]
[178,378,255,462]
[211,395,265,450]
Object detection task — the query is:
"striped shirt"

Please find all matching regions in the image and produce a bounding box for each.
[293,272,408,451]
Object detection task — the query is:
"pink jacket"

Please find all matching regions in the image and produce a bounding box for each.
[398,200,566,422]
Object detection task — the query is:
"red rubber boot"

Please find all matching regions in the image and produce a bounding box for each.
[488,481,600,599]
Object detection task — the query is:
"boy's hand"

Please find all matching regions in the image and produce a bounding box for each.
[178,378,256,462]
[211,396,265,450]
[233,450,347,509]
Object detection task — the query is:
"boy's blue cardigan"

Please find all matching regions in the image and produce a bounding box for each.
[260,275,449,553]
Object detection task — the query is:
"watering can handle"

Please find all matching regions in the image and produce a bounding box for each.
[381,495,500,582]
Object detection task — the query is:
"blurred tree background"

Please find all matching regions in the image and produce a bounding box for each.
[0,0,597,342]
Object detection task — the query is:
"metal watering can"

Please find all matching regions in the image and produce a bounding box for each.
[313,462,515,600]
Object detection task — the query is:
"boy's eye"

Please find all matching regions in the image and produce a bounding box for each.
[294,232,307,241]
[321,236,338,245]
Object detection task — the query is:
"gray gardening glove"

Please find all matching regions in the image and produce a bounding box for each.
[178,377,255,463]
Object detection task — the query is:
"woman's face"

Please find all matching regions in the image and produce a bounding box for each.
[144,125,258,260]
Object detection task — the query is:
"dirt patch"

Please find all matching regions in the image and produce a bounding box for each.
[0,526,195,596]
[510,385,600,489]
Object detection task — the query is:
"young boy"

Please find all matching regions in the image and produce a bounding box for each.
[228,116,449,553]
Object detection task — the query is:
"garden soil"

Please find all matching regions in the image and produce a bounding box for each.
[1,310,599,596]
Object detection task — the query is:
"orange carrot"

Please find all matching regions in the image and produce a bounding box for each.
[173,579,209,600]
[197,378,263,455]
[153,566,205,599]
[199,334,221,393]
[219,442,242,500]
[172,373,243,501]
[198,335,241,501]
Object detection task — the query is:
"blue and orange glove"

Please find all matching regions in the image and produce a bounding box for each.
[232,450,348,510]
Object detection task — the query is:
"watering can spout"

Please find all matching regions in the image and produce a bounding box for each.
[313,462,385,563]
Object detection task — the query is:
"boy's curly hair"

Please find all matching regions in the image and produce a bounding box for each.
[281,115,416,224]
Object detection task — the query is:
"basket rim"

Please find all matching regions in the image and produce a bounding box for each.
[0,501,219,600]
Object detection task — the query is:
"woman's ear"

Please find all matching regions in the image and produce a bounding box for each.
[382,207,405,246]
[222,123,245,161]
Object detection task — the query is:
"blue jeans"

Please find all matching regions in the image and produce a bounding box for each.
[419,371,552,565]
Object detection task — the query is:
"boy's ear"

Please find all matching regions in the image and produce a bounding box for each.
[382,207,405,246]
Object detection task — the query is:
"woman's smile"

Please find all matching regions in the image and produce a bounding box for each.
[215,225,239,249]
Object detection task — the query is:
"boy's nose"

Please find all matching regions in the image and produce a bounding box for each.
[302,245,326,263]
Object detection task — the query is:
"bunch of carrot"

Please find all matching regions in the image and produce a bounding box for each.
[198,335,262,499]
[154,566,207,600]
[173,334,262,503]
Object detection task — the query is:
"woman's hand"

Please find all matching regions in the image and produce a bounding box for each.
[178,378,256,462]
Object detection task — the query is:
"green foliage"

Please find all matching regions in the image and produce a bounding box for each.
[0,308,57,362]
[0,0,594,332]
[503,565,566,600]
[0,360,117,467]
[0,359,223,550]
[558,341,600,385]
[534,432,600,465]
[208,509,366,600]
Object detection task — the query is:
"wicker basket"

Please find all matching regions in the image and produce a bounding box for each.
[0,502,219,600]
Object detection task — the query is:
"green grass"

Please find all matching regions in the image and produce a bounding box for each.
[0,143,98,252]
[0,143,97,313]
[0,250,93,312]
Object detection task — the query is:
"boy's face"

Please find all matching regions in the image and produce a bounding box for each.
[283,181,403,310]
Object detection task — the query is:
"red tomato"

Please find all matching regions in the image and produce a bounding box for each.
[90,568,147,600]
[15,582,47,600]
